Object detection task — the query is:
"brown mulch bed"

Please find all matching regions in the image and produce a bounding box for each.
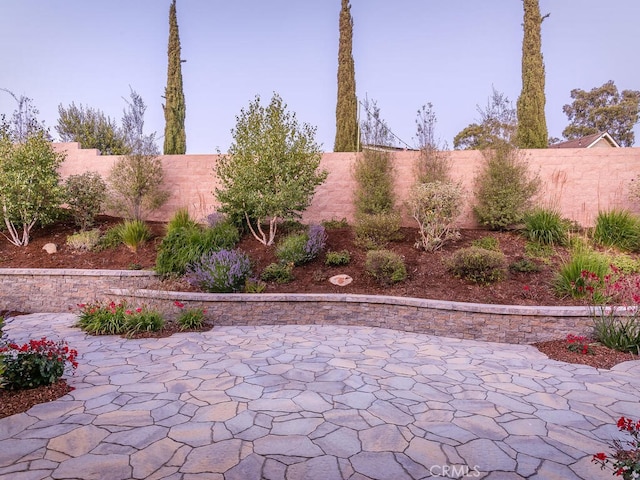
[0,380,73,419]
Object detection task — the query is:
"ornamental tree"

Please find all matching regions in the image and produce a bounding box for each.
[0,129,65,246]
[163,0,187,154]
[215,93,327,246]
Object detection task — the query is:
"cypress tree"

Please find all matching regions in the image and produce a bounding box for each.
[516,0,548,149]
[163,0,186,154]
[333,0,358,152]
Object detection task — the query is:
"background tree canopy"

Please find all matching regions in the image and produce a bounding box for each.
[562,80,640,147]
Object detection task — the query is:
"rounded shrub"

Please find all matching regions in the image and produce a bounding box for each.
[186,249,252,293]
[354,212,403,250]
[260,262,294,284]
[276,225,327,266]
[447,246,507,284]
[63,171,107,231]
[365,250,407,285]
[325,250,351,266]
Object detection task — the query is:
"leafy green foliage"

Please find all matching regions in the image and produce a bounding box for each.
[119,220,152,253]
[321,218,349,229]
[334,0,358,152]
[610,254,640,275]
[365,250,407,285]
[76,301,164,336]
[447,247,507,284]
[63,172,107,231]
[215,93,327,246]
[97,224,126,250]
[176,306,207,331]
[414,103,451,184]
[0,129,65,246]
[155,222,240,276]
[353,149,395,215]
[163,0,187,154]
[473,144,540,230]
[593,209,640,252]
[516,0,548,148]
[276,225,327,266]
[325,250,351,266]
[509,258,541,273]
[354,212,402,250]
[471,236,500,251]
[66,229,101,252]
[562,80,640,147]
[523,208,568,245]
[56,102,129,154]
[106,153,170,221]
[1,338,78,390]
[407,181,463,252]
[553,251,611,299]
[261,262,294,284]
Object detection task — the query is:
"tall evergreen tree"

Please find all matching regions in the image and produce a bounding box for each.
[516,0,548,149]
[333,0,358,152]
[163,0,186,154]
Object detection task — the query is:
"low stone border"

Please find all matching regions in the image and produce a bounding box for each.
[1,268,597,344]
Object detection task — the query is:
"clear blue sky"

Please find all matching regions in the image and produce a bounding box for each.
[1,0,638,153]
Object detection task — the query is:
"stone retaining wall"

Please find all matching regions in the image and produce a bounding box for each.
[0,268,597,344]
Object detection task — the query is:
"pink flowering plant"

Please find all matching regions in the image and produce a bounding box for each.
[1,337,78,390]
[76,301,164,336]
[173,301,208,331]
[593,417,640,479]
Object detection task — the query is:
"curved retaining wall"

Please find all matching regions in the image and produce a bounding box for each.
[0,268,598,344]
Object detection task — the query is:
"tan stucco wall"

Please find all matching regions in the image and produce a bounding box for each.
[53,143,640,228]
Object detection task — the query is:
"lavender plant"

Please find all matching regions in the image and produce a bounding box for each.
[187,249,252,293]
[276,224,327,266]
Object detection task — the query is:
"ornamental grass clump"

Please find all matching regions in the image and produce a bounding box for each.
[593,209,640,252]
[553,251,611,299]
[523,208,568,246]
[173,301,207,330]
[447,246,507,284]
[187,249,252,293]
[0,337,78,390]
[76,301,165,336]
[119,219,152,253]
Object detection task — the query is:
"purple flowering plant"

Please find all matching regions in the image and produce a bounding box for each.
[187,249,252,293]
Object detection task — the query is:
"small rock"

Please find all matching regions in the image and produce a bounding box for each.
[329,274,352,286]
[42,243,57,254]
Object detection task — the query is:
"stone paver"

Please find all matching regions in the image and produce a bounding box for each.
[1,313,639,479]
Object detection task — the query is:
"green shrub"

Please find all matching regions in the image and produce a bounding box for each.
[120,219,152,253]
[365,250,407,285]
[261,262,294,283]
[325,250,351,266]
[276,225,327,266]
[471,236,500,251]
[593,316,640,355]
[123,308,165,337]
[509,258,541,273]
[447,246,507,284]
[321,218,349,229]
[66,229,101,252]
[593,209,640,252]
[353,149,395,215]
[155,222,240,276]
[610,253,640,275]
[186,249,252,293]
[406,181,464,252]
[64,171,107,231]
[97,224,125,250]
[354,212,402,250]
[1,338,78,390]
[167,208,199,234]
[524,240,554,261]
[553,251,611,299]
[244,277,267,293]
[523,208,568,245]
[473,145,540,230]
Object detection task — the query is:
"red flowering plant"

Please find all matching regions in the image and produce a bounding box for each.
[593,417,640,479]
[76,301,164,336]
[0,337,78,390]
[174,300,208,331]
[565,334,595,355]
